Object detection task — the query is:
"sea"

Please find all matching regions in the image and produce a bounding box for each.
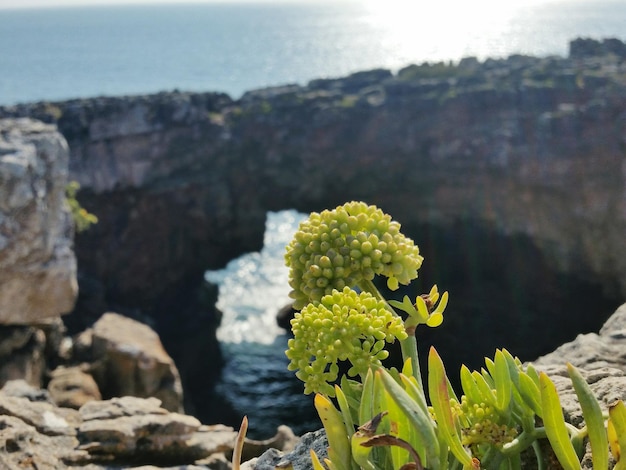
[3,0,626,438]
[1,0,626,106]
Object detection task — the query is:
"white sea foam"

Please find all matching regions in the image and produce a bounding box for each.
[205,209,307,345]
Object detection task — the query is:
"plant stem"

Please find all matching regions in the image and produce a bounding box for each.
[532,440,546,470]
[501,428,545,456]
[401,331,423,390]
[358,279,424,389]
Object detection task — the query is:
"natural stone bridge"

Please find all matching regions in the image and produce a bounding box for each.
[2,38,625,426]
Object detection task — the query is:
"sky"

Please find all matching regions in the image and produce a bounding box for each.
[0,0,562,10]
[2,0,340,7]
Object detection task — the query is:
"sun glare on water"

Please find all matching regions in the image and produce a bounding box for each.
[360,0,560,63]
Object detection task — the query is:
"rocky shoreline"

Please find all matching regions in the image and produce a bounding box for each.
[1,301,625,469]
[1,37,626,468]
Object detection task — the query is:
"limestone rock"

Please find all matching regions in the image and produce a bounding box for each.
[247,428,327,470]
[0,392,81,436]
[84,312,184,412]
[0,415,86,469]
[3,43,626,430]
[534,303,626,372]
[0,325,46,387]
[0,118,77,324]
[48,365,102,408]
[530,303,626,469]
[77,396,236,465]
[1,378,53,402]
[0,383,259,469]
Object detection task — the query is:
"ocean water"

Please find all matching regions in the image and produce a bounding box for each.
[205,210,317,438]
[1,0,626,105]
[3,0,626,438]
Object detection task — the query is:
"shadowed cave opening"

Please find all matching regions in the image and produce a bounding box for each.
[192,216,622,439]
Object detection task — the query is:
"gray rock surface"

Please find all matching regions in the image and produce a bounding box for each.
[0,118,77,324]
[532,302,626,469]
[0,385,251,468]
[48,365,102,408]
[535,303,626,372]
[76,312,184,413]
[245,428,327,470]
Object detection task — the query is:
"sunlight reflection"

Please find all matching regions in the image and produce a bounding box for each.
[360,0,558,62]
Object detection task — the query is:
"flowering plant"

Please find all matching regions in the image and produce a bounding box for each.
[283,201,626,470]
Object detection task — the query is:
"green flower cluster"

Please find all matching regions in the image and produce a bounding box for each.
[286,287,408,396]
[285,201,423,309]
[452,397,518,448]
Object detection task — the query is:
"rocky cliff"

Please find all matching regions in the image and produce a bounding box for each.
[0,118,77,325]
[2,38,625,427]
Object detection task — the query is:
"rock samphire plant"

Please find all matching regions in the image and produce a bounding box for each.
[284,201,626,470]
[66,180,98,232]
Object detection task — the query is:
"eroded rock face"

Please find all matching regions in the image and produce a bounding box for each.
[0,381,298,469]
[0,118,77,325]
[2,40,626,431]
[530,303,626,469]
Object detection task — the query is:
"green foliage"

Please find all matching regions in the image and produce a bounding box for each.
[284,201,625,470]
[65,181,98,233]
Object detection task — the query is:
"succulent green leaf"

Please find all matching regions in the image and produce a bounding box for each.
[539,372,581,470]
[334,385,356,448]
[428,347,476,469]
[378,375,413,469]
[518,372,543,417]
[426,312,444,327]
[359,368,375,426]
[485,357,496,377]
[460,365,484,406]
[567,363,608,470]
[315,394,352,470]
[501,348,522,388]
[401,357,413,377]
[415,296,430,322]
[494,349,512,413]
[351,430,377,470]
[525,363,541,387]
[399,373,429,417]
[609,400,626,466]
[339,375,362,420]
[379,368,439,469]
[471,370,497,407]
[309,449,327,470]
[389,295,418,316]
[432,290,448,316]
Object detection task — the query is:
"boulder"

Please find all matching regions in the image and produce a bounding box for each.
[534,303,626,372]
[0,118,77,325]
[78,396,213,464]
[47,365,102,409]
[78,312,184,413]
[0,392,81,437]
[0,382,298,469]
[244,428,327,470]
[531,303,626,468]
[0,415,85,469]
